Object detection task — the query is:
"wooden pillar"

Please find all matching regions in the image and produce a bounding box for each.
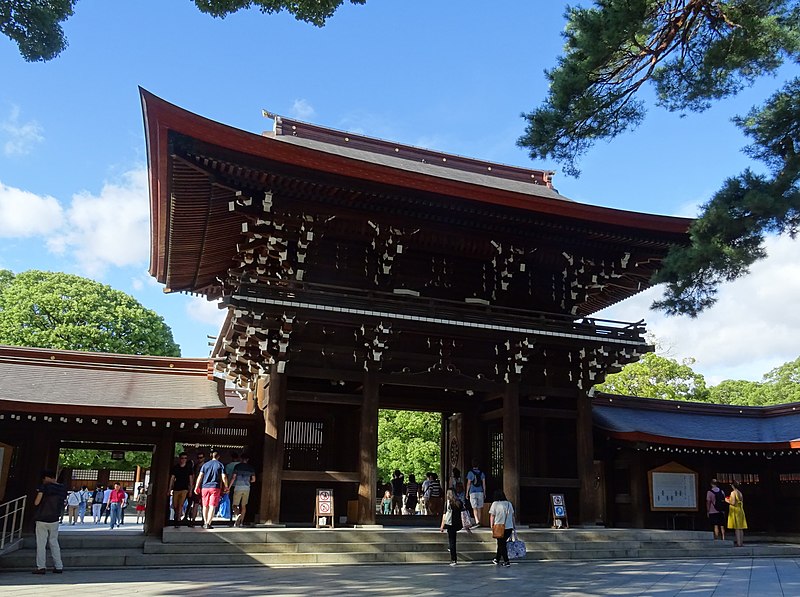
[576,391,594,525]
[503,381,520,516]
[357,371,379,525]
[147,430,174,536]
[259,365,287,524]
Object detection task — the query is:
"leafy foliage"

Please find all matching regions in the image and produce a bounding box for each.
[59,448,151,471]
[0,270,180,356]
[596,352,710,401]
[520,0,800,316]
[1,0,365,62]
[598,352,800,406]
[377,409,440,484]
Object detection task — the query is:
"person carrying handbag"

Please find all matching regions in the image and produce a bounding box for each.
[488,489,515,567]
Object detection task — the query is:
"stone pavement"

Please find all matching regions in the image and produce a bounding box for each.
[3,558,800,596]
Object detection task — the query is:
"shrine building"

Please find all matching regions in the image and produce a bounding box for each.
[139,89,692,527]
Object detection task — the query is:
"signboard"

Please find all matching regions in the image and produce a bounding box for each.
[110,450,125,460]
[550,493,569,529]
[315,488,334,528]
[648,462,698,511]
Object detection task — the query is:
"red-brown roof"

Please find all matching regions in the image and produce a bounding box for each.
[0,345,229,419]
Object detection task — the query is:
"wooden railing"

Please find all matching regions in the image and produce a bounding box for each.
[0,495,26,553]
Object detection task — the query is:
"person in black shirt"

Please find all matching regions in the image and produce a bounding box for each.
[169,452,195,528]
[33,469,67,574]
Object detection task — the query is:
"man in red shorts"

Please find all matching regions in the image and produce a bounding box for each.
[193,449,228,529]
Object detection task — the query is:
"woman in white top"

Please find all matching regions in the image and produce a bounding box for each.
[439,489,463,566]
[488,489,515,566]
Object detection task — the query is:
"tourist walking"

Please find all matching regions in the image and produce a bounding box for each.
[32,469,66,574]
[225,452,240,525]
[489,489,515,567]
[188,451,206,525]
[466,459,486,527]
[135,485,147,524]
[169,452,194,528]
[390,469,404,515]
[440,488,464,566]
[427,473,443,516]
[102,484,112,524]
[727,480,747,547]
[108,483,126,529]
[193,449,229,529]
[405,473,419,515]
[229,453,256,527]
[77,485,90,523]
[66,489,80,524]
[706,479,727,540]
[92,485,104,524]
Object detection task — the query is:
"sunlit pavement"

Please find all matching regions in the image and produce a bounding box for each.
[3,558,800,596]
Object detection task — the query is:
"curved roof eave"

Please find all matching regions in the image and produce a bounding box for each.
[140,89,693,285]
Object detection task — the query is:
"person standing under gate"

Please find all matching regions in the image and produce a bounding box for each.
[427,473,443,517]
[440,488,464,566]
[92,485,104,524]
[194,449,229,529]
[727,480,748,547]
[102,484,112,524]
[405,474,419,515]
[108,483,126,529]
[32,469,67,574]
[390,469,405,515]
[466,459,486,528]
[77,485,90,524]
[66,489,80,524]
[229,453,256,527]
[706,479,727,541]
[169,452,194,528]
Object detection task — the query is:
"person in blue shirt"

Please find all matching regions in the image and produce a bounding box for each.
[465,459,486,528]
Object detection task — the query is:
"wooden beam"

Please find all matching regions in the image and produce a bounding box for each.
[503,381,520,517]
[519,407,577,420]
[287,390,362,406]
[520,476,581,488]
[259,364,287,524]
[576,391,594,525]
[147,430,174,536]
[281,470,360,483]
[357,371,379,524]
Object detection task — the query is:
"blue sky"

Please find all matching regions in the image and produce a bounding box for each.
[1,1,798,384]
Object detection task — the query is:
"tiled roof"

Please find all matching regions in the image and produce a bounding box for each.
[593,394,800,447]
[0,345,228,419]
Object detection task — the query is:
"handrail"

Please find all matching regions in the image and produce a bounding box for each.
[0,495,27,551]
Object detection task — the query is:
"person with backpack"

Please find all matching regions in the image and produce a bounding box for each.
[66,489,80,525]
[76,485,90,524]
[706,479,727,541]
[466,459,486,528]
[427,473,443,516]
[405,473,419,515]
[92,485,105,524]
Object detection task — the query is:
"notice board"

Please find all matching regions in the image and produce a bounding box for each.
[648,461,698,511]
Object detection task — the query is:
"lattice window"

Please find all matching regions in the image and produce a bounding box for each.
[284,420,324,470]
[110,470,135,482]
[71,469,98,480]
[205,427,249,436]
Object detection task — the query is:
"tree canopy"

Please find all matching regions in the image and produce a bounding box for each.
[596,351,800,406]
[377,409,440,484]
[0,269,180,356]
[1,0,365,62]
[520,0,800,317]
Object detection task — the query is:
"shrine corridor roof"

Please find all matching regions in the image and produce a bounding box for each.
[0,345,228,419]
[593,394,800,448]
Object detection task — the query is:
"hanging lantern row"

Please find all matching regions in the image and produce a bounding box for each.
[636,444,798,457]
[0,413,200,429]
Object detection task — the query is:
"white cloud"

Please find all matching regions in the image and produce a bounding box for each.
[48,168,150,276]
[290,99,316,121]
[598,235,800,383]
[1,105,44,156]
[186,296,227,327]
[0,181,63,237]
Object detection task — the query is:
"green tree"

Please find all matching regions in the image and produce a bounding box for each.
[0,270,180,356]
[1,0,366,62]
[59,448,151,471]
[520,0,800,316]
[759,356,800,404]
[708,378,766,405]
[377,409,440,484]
[596,352,710,401]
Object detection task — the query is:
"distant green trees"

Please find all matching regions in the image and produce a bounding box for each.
[377,410,440,484]
[596,353,800,406]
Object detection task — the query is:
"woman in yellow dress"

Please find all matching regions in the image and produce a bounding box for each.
[726,480,747,547]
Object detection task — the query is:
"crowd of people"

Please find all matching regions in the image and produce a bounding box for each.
[168,449,256,529]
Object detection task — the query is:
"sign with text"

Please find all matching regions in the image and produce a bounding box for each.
[315,488,334,528]
[550,493,569,529]
[648,462,698,511]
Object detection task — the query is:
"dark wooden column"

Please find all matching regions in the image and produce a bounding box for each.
[147,430,174,536]
[503,381,520,515]
[259,365,287,524]
[576,391,594,525]
[357,371,379,525]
